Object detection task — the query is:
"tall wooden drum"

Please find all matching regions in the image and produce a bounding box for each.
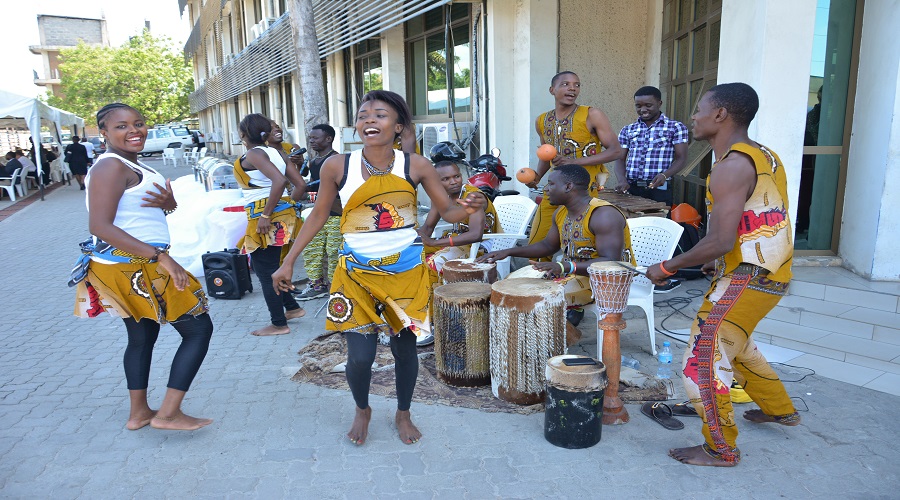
[432,282,493,387]
[489,278,566,405]
[442,259,499,284]
[544,355,608,448]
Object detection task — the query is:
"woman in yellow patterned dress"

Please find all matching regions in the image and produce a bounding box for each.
[71,103,213,431]
[272,90,483,447]
[233,113,307,337]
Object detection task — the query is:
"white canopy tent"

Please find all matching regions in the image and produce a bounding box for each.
[0,90,85,200]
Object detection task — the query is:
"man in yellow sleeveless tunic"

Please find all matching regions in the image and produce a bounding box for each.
[526,71,623,258]
[419,161,500,279]
[272,90,484,447]
[479,163,634,319]
[646,83,798,467]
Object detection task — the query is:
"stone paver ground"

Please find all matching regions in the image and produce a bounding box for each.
[1,158,898,498]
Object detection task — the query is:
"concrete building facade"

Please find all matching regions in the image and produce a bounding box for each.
[29,15,110,99]
[181,0,898,284]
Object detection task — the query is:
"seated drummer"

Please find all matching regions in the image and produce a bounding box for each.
[477,164,634,327]
[416,160,500,346]
[417,160,499,278]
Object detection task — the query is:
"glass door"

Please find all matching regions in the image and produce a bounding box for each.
[795,0,862,251]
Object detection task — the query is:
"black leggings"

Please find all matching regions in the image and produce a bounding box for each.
[345,329,418,411]
[251,245,302,327]
[122,313,213,392]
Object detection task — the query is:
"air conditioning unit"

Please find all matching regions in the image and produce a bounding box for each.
[250,24,262,39]
[421,122,475,159]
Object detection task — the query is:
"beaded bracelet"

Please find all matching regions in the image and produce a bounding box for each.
[163,205,177,216]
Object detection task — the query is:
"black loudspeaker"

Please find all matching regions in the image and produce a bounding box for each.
[202,249,253,299]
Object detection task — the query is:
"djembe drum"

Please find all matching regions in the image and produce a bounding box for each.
[442,259,498,284]
[489,278,566,405]
[587,261,635,425]
[432,282,492,387]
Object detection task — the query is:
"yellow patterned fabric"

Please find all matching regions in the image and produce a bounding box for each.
[554,198,634,265]
[326,167,431,337]
[232,156,254,189]
[281,142,293,155]
[707,143,793,283]
[74,261,208,323]
[530,105,609,247]
[239,196,302,254]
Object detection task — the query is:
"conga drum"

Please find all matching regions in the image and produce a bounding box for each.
[442,259,499,284]
[432,282,492,387]
[544,355,608,448]
[587,261,636,425]
[489,278,566,405]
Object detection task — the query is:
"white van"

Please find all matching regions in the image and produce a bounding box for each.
[140,127,193,156]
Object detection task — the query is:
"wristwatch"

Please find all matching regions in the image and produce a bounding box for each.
[152,246,168,260]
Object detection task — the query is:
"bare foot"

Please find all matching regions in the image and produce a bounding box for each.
[669,445,739,467]
[396,410,422,444]
[150,412,213,431]
[250,325,290,336]
[285,308,306,320]
[743,409,801,426]
[126,410,156,430]
[347,406,372,445]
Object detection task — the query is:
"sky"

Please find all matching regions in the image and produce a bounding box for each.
[5,0,190,99]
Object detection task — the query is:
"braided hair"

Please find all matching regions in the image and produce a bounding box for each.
[96,103,140,130]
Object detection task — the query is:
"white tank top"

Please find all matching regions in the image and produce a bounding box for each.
[339,149,417,256]
[242,145,289,204]
[85,152,170,254]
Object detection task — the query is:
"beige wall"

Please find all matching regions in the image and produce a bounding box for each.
[558,0,652,134]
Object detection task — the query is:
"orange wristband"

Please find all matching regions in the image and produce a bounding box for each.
[659,260,676,277]
[448,236,454,247]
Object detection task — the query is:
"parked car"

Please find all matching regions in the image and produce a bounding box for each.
[86,137,106,157]
[140,127,193,156]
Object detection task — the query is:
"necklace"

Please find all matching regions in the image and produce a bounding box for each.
[361,150,395,176]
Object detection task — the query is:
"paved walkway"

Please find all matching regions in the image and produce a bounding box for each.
[1,158,899,498]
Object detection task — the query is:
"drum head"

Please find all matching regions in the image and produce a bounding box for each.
[506,266,546,280]
[433,281,492,300]
[443,259,496,272]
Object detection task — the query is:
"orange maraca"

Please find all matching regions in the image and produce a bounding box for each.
[516,168,537,184]
[537,144,557,162]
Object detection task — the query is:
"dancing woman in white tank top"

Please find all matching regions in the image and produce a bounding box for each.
[72,103,213,431]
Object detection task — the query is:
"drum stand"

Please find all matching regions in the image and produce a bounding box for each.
[598,312,629,425]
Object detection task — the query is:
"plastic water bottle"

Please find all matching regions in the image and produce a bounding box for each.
[621,355,640,370]
[656,341,673,379]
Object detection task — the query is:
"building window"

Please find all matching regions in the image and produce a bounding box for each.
[405,4,471,118]
[354,38,383,100]
[281,76,295,127]
[259,84,269,116]
[659,0,722,218]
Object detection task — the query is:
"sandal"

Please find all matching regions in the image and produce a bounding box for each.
[671,400,700,417]
[641,402,684,430]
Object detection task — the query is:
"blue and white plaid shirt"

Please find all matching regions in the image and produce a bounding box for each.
[618,113,689,181]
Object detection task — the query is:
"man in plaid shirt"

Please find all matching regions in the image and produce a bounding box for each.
[614,86,689,205]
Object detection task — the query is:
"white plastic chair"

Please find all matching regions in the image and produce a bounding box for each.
[198,146,208,159]
[15,168,29,197]
[162,148,177,166]
[0,168,21,201]
[172,148,186,167]
[467,194,537,278]
[608,217,684,356]
[185,147,200,164]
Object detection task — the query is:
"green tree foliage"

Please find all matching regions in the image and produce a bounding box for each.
[47,31,194,127]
